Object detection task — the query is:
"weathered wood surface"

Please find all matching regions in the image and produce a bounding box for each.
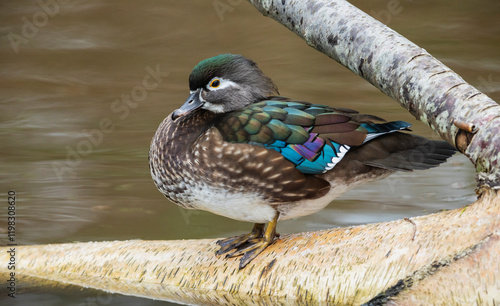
[1,190,498,304]
[248,0,500,190]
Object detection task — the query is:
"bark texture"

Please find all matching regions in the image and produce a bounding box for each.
[248,0,500,189]
[0,190,498,304]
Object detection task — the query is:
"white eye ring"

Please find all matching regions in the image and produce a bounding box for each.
[206,77,239,91]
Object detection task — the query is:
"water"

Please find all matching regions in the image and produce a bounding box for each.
[1,0,498,305]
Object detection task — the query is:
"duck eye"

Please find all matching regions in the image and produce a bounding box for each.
[209,79,220,88]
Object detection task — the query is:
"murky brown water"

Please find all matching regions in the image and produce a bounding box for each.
[1,0,499,305]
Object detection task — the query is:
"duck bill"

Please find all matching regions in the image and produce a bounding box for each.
[172,90,204,120]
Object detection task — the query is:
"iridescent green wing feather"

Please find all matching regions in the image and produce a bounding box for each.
[215,97,411,174]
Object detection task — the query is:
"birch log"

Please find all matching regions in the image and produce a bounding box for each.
[4,0,500,305]
[0,190,498,304]
[248,0,500,190]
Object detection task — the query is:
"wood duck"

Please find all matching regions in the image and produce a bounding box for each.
[149,54,456,269]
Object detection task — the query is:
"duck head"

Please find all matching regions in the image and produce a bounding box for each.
[172,54,278,120]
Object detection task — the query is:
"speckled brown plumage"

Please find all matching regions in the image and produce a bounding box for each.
[149,109,330,210]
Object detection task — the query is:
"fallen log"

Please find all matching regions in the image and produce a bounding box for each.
[1,190,498,304]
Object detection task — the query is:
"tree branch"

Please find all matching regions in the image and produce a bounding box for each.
[248,0,500,189]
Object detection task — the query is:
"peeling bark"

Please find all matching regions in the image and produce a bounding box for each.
[248,0,500,189]
[1,190,498,304]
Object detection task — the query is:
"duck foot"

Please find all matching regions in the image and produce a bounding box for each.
[216,214,279,269]
[216,223,265,255]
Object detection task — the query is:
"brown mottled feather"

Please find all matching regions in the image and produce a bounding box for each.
[194,127,330,203]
